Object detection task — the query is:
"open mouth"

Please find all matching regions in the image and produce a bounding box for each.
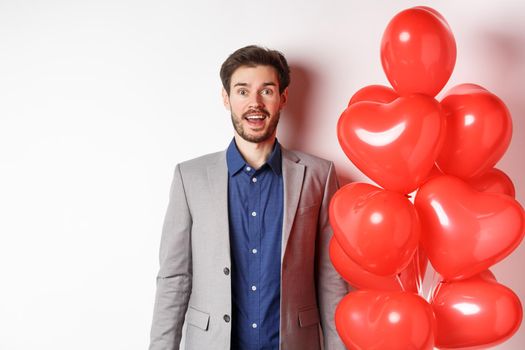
[243,110,269,127]
[245,115,267,121]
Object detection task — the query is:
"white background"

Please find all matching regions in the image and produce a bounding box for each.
[1,0,524,349]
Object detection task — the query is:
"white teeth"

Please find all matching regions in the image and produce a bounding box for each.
[246,115,265,120]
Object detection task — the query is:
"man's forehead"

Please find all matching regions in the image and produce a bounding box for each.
[231,65,279,85]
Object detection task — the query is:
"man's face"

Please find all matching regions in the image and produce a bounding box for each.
[223,65,288,143]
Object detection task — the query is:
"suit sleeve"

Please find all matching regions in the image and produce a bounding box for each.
[316,162,350,350]
[149,164,192,350]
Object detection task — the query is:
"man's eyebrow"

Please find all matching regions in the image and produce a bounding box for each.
[232,82,277,88]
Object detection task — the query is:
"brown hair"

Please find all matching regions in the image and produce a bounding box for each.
[220,45,291,95]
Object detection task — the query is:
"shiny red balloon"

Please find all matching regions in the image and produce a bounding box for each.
[329,237,427,292]
[426,165,515,197]
[431,270,523,348]
[437,83,512,179]
[381,7,456,97]
[329,182,420,276]
[415,175,525,280]
[348,84,398,106]
[336,290,436,350]
[338,94,445,194]
[467,168,516,197]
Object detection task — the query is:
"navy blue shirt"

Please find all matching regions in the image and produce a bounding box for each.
[226,139,283,350]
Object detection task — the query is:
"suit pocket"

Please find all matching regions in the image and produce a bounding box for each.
[298,307,320,328]
[186,306,210,331]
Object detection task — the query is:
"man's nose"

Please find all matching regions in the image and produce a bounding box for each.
[248,93,263,108]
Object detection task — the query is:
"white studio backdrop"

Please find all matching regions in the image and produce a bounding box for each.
[0,0,524,349]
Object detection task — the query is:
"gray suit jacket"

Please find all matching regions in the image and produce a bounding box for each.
[149,147,348,350]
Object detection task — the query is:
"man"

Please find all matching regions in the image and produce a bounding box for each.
[149,45,348,350]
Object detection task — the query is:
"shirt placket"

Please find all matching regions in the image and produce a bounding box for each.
[246,167,261,345]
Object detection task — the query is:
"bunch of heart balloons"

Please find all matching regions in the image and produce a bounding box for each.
[330,6,525,350]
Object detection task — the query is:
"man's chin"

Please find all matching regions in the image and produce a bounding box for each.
[239,131,273,144]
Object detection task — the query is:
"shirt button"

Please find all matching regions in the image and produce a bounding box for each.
[246,167,251,172]
[251,285,257,291]
[251,211,257,217]
[252,248,257,254]
[252,323,257,328]
[223,267,230,275]
[223,314,230,322]
[252,177,257,183]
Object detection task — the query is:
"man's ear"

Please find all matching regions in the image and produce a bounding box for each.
[222,88,230,110]
[279,88,289,108]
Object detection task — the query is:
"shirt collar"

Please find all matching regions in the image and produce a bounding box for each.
[226,138,282,177]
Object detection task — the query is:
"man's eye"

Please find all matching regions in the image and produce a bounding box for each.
[261,89,273,95]
[238,89,248,96]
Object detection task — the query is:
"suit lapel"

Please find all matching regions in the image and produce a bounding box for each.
[207,151,231,257]
[281,148,305,262]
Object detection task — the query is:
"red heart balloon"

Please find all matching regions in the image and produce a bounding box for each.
[427,166,515,197]
[431,270,523,349]
[329,182,420,276]
[414,175,525,280]
[381,7,456,97]
[348,84,398,106]
[466,168,516,197]
[338,94,445,194]
[437,83,512,179]
[336,290,436,350]
[329,237,427,293]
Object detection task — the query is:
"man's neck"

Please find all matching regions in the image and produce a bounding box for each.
[233,134,276,170]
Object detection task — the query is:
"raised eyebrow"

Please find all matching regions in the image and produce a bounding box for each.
[232,82,276,89]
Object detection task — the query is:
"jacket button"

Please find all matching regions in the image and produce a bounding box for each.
[223,314,230,322]
[223,267,230,275]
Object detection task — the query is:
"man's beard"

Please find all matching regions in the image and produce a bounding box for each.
[231,109,280,143]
